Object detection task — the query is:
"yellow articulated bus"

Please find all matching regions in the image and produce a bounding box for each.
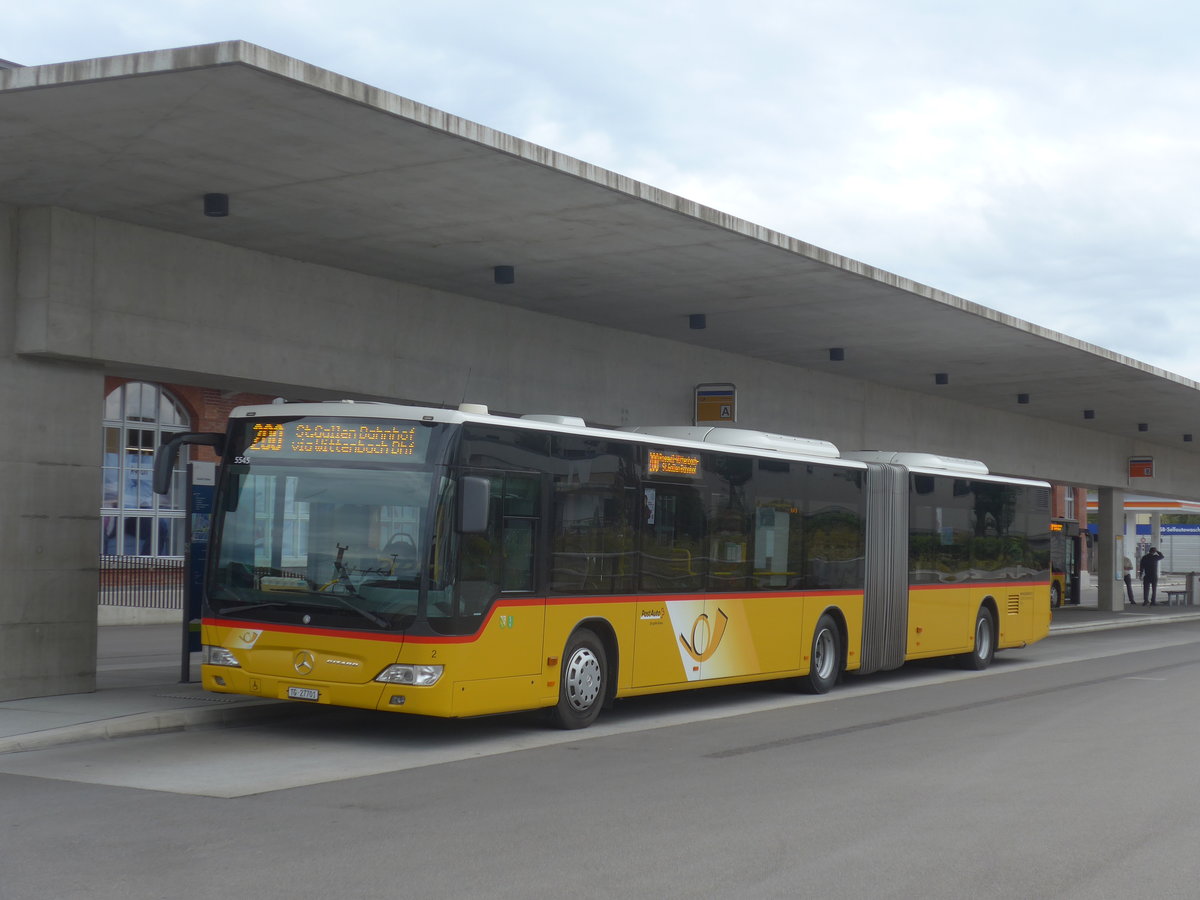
[155,401,1052,729]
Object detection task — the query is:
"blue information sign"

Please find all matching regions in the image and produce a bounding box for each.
[1144,524,1200,535]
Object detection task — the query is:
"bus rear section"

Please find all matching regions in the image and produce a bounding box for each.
[848,453,1052,672]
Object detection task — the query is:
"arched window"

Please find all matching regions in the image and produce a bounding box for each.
[101,382,191,556]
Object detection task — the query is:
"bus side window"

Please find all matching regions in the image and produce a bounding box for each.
[548,436,638,595]
[640,483,706,593]
[705,454,753,591]
[502,519,535,591]
[453,472,539,613]
[500,474,539,593]
[453,476,502,616]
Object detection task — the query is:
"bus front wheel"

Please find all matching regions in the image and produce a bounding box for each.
[798,614,841,694]
[959,606,996,670]
[552,628,607,729]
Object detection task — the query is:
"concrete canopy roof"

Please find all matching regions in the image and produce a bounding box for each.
[3,41,1199,450]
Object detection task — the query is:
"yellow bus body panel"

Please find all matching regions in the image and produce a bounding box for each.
[904,582,1050,660]
[201,589,869,719]
[200,622,398,709]
[202,583,1046,718]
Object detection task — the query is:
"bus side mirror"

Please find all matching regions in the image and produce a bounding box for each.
[459,476,491,534]
[154,432,226,494]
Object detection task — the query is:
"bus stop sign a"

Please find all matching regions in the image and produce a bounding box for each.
[695,383,736,425]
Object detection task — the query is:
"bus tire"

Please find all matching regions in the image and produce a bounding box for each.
[798,614,840,694]
[552,628,607,729]
[959,606,996,671]
[1050,581,1062,608]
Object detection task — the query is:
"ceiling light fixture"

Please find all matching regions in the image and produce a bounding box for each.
[203,193,229,217]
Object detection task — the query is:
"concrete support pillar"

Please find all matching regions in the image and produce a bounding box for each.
[0,206,102,700]
[1096,488,1127,612]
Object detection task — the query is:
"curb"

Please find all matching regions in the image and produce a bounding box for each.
[0,699,296,755]
[1049,611,1200,635]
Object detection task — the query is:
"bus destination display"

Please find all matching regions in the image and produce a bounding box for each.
[648,449,701,476]
[245,420,422,459]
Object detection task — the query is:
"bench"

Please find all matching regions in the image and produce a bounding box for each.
[1164,589,1188,606]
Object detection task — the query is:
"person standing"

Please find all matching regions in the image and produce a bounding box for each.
[1139,546,1165,606]
[1124,555,1136,605]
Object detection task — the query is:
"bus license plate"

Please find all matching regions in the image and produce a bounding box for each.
[287,686,320,701]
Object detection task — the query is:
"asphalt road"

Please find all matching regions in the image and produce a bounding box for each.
[5,623,1200,899]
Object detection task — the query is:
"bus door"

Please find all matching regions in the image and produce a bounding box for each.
[633,481,708,687]
[454,470,545,678]
[1064,523,1082,604]
[1050,520,1082,606]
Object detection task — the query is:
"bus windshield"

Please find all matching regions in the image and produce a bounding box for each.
[207,417,455,631]
[210,463,437,630]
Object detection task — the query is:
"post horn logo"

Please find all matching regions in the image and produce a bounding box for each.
[679,608,729,663]
[293,650,316,676]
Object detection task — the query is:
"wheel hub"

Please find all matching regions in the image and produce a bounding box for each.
[813,628,835,679]
[565,647,601,711]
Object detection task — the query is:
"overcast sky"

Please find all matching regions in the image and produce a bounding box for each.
[7,1,1200,378]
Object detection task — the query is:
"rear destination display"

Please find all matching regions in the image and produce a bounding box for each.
[647,450,701,476]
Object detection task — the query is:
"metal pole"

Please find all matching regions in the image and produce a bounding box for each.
[181,464,194,683]
[181,461,216,683]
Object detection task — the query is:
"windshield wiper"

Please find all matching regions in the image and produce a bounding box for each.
[319,591,389,628]
[318,543,390,628]
[216,594,386,628]
[217,601,289,615]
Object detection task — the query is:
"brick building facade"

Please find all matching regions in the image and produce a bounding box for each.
[101,377,274,557]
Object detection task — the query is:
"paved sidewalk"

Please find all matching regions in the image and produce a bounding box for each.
[5,590,1200,756]
[1047,574,1200,632]
[1047,596,1200,632]
[0,624,298,755]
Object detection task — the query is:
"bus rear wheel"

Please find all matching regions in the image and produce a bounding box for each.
[798,614,841,694]
[959,606,996,670]
[552,628,607,729]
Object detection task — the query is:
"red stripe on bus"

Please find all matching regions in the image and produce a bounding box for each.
[910,581,1051,591]
[203,587,869,646]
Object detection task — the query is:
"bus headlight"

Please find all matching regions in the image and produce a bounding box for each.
[202,645,241,667]
[375,664,444,686]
